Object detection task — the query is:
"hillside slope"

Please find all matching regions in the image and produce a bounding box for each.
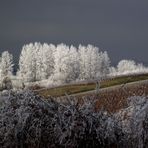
[35,73,148,98]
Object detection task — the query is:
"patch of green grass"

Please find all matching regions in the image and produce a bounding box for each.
[37,73,148,98]
[38,84,96,97]
[101,74,148,88]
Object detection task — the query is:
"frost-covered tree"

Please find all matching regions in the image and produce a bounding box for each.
[37,43,55,80]
[66,45,80,81]
[78,45,110,80]
[18,43,38,82]
[0,51,13,79]
[0,51,13,90]
[100,51,110,77]
[18,43,55,82]
[78,45,99,80]
[52,44,72,83]
[117,60,137,73]
[109,59,148,76]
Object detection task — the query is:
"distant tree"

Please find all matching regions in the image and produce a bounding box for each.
[38,43,55,80]
[0,51,13,90]
[78,45,99,80]
[52,44,71,83]
[100,51,110,77]
[109,59,148,76]
[65,45,80,82]
[0,51,13,79]
[109,66,117,76]
[117,60,137,73]
[18,43,38,82]
[78,45,110,80]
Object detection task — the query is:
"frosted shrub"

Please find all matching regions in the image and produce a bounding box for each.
[0,91,147,147]
[116,96,148,147]
[110,59,148,76]
[0,91,122,147]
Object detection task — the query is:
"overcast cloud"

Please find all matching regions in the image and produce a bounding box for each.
[0,0,148,65]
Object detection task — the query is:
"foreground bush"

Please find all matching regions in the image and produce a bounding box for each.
[0,91,147,148]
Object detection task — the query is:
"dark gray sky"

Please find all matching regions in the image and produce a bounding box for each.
[0,0,148,65]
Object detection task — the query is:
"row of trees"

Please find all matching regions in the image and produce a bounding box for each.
[1,43,148,85]
[0,43,110,84]
[18,43,110,83]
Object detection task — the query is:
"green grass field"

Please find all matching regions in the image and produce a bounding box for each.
[37,73,148,98]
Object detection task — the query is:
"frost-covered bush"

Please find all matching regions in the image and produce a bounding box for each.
[116,96,148,147]
[0,91,147,148]
[0,91,121,147]
[110,59,148,76]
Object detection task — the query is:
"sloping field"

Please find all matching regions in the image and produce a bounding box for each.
[94,80,148,113]
[36,73,148,98]
[51,80,148,113]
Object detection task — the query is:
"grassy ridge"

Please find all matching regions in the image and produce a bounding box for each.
[37,73,148,97]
